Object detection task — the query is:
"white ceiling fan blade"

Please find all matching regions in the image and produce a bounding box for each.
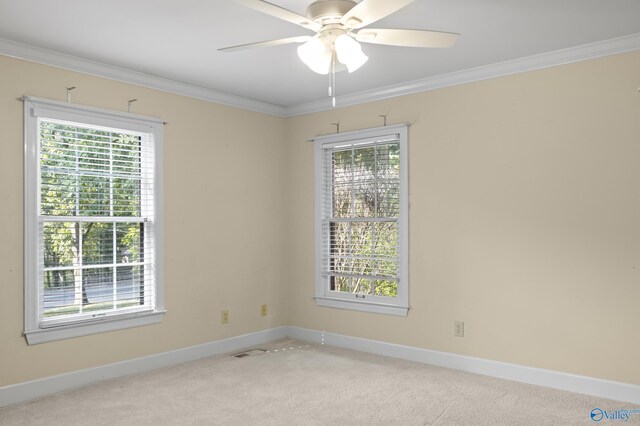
[341,0,414,29]
[234,0,321,32]
[219,36,312,52]
[356,28,459,48]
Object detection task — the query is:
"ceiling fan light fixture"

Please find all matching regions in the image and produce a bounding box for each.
[297,37,332,74]
[335,34,368,73]
[223,0,459,103]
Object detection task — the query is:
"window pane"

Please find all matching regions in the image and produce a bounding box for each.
[374,280,397,297]
[330,277,372,295]
[374,222,397,258]
[40,124,76,170]
[116,223,142,264]
[76,130,110,173]
[41,124,112,173]
[114,178,141,216]
[353,146,376,218]
[376,144,400,218]
[353,146,376,169]
[375,259,398,277]
[330,221,352,274]
[332,149,353,218]
[353,181,376,217]
[331,276,351,293]
[352,256,373,277]
[377,182,399,218]
[83,267,114,310]
[43,269,78,317]
[116,265,145,308]
[43,222,76,268]
[353,278,371,295]
[351,221,373,259]
[332,182,352,218]
[113,135,141,175]
[331,144,400,219]
[82,222,114,265]
[79,175,110,216]
[41,172,76,216]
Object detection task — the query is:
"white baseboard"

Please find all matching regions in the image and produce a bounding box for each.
[285,326,640,405]
[2,325,638,407]
[0,326,288,408]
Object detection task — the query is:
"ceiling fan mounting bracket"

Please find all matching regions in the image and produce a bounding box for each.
[305,0,357,24]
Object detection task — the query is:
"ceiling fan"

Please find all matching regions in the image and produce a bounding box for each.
[220,0,459,104]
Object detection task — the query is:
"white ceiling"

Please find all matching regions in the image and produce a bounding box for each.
[1,0,640,114]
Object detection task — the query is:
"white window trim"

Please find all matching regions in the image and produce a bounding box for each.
[23,96,165,345]
[313,123,409,317]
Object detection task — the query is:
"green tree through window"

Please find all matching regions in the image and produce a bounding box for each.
[40,122,147,318]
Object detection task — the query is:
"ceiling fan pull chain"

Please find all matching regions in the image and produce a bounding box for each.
[330,54,336,107]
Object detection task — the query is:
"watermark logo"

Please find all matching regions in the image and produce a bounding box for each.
[591,409,604,422]
[590,407,640,422]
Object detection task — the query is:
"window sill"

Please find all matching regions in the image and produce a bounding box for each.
[24,310,165,345]
[315,296,409,317]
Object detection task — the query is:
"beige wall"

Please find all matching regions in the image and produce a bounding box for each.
[0,55,289,386]
[1,50,639,389]
[285,51,640,385]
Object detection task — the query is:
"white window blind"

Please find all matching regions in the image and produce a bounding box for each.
[314,124,408,316]
[24,97,164,344]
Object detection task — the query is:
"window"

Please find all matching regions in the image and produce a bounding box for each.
[24,97,164,344]
[314,124,408,316]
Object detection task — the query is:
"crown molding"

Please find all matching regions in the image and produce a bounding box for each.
[0,37,288,117]
[1,33,639,118]
[285,32,640,117]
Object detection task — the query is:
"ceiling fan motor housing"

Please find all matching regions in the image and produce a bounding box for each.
[306,0,356,24]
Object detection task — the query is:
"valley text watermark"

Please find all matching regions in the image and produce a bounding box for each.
[590,408,640,422]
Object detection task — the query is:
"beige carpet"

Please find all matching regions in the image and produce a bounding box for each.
[1,339,636,425]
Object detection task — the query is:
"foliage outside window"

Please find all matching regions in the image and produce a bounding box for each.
[314,124,408,316]
[24,97,164,344]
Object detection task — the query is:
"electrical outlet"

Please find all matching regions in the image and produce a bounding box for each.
[454,321,464,337]
[221,310,229,324]
[261,304,267,317]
